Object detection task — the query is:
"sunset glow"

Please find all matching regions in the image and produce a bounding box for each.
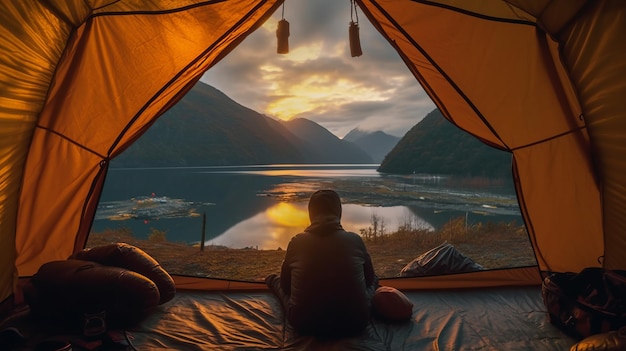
[265,202,309,228]
[264,73,390,121]
[285,42,325,62]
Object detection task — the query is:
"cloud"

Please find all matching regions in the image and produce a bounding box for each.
[201,0,436,138]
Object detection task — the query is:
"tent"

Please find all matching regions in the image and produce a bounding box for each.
[1,0,625,330]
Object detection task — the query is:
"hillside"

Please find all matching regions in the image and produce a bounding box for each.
[378,109,512,177]
[343,129,400,163]
[113,82,370,167]
[112,84,511,175]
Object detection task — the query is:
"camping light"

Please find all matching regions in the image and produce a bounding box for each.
[349,0,362,57]
[277,19,289,54]
[276,3,289,54]
[349,21,362,57]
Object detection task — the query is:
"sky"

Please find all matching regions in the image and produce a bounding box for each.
[200,0,436,138]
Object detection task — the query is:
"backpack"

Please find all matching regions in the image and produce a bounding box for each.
[541,267,626,340]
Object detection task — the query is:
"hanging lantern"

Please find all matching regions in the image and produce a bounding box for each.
[349,0,362,57]
[277,19,290,54]
[349,21,362,57]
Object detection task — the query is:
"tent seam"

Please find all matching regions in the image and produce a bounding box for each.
[509,125,586,152]
[88,0,227,18]
[34,125,107,159]
[74,160,110,252]
[409,0,536,26]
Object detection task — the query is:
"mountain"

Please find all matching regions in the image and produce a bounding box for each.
[378,109,512,178]
[281,118,373,163]
[343,129,400,163]
[113,82,371,167]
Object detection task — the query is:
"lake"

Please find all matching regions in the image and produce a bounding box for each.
[92,164,523,250]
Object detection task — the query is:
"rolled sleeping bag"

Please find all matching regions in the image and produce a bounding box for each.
[70,243,175,304]
[24,259,160,330]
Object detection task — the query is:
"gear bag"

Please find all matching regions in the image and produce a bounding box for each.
[541,267,626,340]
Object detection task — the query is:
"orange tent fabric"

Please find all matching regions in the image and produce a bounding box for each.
[356,0,608,274]
[1,0,625,305]
[0,0,283,303]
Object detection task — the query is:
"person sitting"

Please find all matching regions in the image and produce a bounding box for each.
[265,189,379,338]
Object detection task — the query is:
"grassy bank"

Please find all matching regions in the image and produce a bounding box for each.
[87,216,536,281]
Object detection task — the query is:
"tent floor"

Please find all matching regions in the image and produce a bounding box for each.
[7,285,578,350]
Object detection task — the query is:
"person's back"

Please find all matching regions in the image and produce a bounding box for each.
[266,189,377,338]
[284,227,373,336]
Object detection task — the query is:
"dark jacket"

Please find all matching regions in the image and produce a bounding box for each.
[279,191,377,337]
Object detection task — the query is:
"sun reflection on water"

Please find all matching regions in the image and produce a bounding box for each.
[206,201,432,250]
[266,202,309,228]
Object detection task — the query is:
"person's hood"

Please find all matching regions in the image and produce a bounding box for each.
[305,190,343,234]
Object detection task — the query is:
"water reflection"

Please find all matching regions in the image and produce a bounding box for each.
[94,165,521,248]
[207,202,435,250]
[199,164,381,178]
[217,169,381,177]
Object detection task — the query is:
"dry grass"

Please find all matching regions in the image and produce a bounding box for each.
[87,216,536,282]
[363,217,536,277]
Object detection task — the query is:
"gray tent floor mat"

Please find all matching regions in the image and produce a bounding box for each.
[127,285,576,350]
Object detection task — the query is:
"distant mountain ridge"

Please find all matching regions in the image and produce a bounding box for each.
[343,129,400,163]
[112,82,510,177]
[281,118,373,163]
[113,82,372,167]
[378,109,512,178]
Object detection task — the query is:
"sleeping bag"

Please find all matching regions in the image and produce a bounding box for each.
[24,243,176,333]
[69,243,176,304]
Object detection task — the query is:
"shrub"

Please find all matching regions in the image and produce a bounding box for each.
[148,227,167,242]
